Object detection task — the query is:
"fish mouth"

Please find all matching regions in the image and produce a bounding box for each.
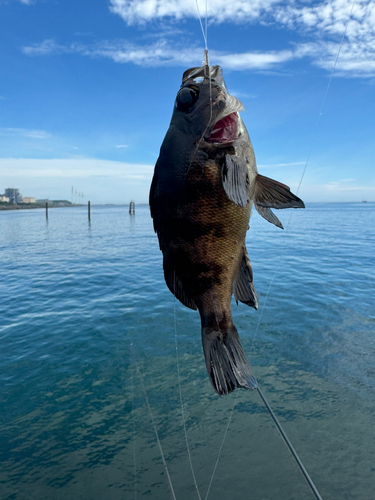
[181,65,245,144]
[205,92,244,144]
[206,112,239,144]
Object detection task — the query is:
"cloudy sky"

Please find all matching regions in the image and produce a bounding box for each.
[1,0,374,203]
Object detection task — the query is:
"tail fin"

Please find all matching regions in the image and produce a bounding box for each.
[201,325,257,395]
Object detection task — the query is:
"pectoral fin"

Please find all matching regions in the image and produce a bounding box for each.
[233,246,258,309]
[254,174,305,229]
[221,155,250,208]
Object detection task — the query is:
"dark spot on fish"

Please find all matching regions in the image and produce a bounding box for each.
[199,143,235,160]
[202,311,231,336]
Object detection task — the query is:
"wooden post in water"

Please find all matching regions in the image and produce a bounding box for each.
[88,201,91,221]
[45,202,48,220]
[129,201,135,214]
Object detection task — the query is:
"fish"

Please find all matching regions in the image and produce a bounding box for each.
[149,64,304,395]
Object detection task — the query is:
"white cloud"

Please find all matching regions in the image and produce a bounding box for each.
[21,39,303,70]
[22,39,202,66]
[22,39,69,56]
[298,40,375,76]
[80,39,203,67]
[116,145,128,148]
[105,0,375,77]
[0,127,51,139]
[258,162,306,168]
[0,157,153,179]
[108,0,372,34]
[216,50,295,70]
[324,178,367,191]
[275,0,372,39]
[230,90,258,99]
[0,158,155,204]
[108,0,279,25]
[23,34,375,77]
[325,185,375,192]
[20,1,375,77]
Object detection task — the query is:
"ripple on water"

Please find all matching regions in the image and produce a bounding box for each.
[0,203,374,500]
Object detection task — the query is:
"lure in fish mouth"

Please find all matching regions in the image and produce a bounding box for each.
[150,64,305,395]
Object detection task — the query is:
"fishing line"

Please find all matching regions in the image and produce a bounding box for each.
[167,1,357,499]
[195,0,208,50]
[296,0,357,197]
[131,365,137,500]
[205,0,208,49]
[173,274,203,500]
[257,386,323,500]
[204,391,239,500]
[171,5,236,499]
[130,344,177,500]
[246,3,357,499]
[250,0,357,352]
[183,0,213,179]
[173,286,240,500]
[173,3,244,498]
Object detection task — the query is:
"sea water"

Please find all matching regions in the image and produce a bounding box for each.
[0,203,374,500]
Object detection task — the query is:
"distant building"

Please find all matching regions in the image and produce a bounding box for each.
[5,188,23,203]
[0,195,10,202]
[23,197,36,204]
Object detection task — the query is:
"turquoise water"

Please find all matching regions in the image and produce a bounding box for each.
[0,203,374,500]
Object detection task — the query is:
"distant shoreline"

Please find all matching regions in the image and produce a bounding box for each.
[0,201,372,213]
[0,203,84,211]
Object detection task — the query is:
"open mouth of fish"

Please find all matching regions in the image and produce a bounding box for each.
[206,112,239,144]
[205,93,244,144]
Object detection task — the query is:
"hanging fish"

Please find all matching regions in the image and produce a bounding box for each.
[150,64,304,395]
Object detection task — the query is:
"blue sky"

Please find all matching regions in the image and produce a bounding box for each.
[0,0,374,203]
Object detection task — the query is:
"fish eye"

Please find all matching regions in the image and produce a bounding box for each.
[176,86,199,112]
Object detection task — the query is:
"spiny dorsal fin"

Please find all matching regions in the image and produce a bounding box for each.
[221,155,250,208]
[254,174,305,229]
[233,246,258,309]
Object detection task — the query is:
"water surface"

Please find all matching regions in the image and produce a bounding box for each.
[0,203,374,500]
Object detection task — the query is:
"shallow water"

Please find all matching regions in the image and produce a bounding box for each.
[0,203,374,500]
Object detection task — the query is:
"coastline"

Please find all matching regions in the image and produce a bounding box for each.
[0,203,83,211]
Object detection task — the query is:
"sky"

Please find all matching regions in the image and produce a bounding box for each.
[0,0,374,204]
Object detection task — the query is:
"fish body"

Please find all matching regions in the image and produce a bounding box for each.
[150,65,304,395]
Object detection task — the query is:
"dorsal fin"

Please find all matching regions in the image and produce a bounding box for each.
[254,174,305,229]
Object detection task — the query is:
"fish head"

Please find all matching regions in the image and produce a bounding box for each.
[172,65,245,145]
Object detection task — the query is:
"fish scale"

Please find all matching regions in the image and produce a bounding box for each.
[150,64,304,395]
